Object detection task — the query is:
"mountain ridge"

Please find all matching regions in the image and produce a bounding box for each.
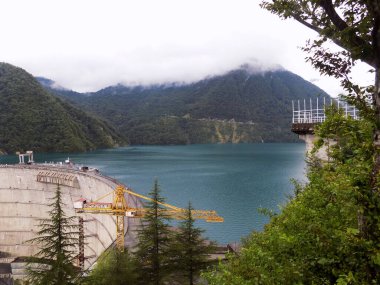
[41,65,329,145]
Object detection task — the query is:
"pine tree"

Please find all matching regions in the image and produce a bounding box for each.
[26,185,80,285]
[173,202,215,285]
[84,248,138,285]
[134,180,173,285]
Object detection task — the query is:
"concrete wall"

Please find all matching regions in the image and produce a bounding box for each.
[0,164,142,271]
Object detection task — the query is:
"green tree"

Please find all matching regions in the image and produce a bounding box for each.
[26,185,80,285]
[172,202,216,285]
[203,112,378,284]
[260,0,380,280]
[84,248,138,285]
[134,180,173,285]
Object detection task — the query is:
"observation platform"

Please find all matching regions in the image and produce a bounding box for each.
[291,98,359,135]
[291,98,359,159]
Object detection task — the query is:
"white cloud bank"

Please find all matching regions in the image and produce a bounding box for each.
[0,0,373,94]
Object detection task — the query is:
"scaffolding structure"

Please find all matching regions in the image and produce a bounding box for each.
[292,98,359,124]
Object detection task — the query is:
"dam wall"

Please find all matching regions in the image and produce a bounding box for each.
[0,163,143,273]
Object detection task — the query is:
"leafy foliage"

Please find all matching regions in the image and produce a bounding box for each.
[48,66,328,144]
[0,63,124,153]
[84,248,138,285]
[26,185,80,285]
[204,112,379,284]
[261,1,380,281]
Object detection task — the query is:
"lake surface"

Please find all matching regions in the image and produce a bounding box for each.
[0,144,306,244]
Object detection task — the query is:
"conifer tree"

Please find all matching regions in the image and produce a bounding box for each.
[26,185,80,285]
[134,180,173,285]
[173,202,215,285]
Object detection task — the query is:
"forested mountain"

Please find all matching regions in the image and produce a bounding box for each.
[44,65,329,145]
[0,63,124,153]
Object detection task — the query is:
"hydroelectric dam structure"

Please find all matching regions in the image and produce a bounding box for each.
[0,157,143,282]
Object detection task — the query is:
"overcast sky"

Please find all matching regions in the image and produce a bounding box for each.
[0,0,372,94]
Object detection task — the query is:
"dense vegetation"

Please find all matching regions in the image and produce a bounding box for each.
[204,109,379,284]
[0,63,124,153]
[83,249,138,285]
[44,65,329,145]
[202,0,380,280]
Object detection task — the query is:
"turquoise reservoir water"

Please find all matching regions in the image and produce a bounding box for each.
[0,144,306,244]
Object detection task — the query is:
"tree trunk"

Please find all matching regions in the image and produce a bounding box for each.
[373,66,380,193]
[371,0,380,210]
[189,263,194,285]
[365,6,380,280]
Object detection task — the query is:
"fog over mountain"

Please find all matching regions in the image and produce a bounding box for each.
[38,62,286,92]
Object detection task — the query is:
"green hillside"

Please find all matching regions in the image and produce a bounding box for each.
[0,63,124,153]
[47,65,329,144]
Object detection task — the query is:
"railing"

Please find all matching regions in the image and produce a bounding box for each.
[292,98,359,124]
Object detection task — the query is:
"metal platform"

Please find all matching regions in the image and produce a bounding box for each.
[292,98,359,134]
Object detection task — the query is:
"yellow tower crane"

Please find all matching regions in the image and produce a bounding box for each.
[74,185,223,251]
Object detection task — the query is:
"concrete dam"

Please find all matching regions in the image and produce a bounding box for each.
[0,161,143,280]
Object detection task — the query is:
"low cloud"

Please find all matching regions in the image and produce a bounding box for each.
[1,0,367,96]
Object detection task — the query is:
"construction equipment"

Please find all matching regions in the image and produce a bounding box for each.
[74,185,223,251]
